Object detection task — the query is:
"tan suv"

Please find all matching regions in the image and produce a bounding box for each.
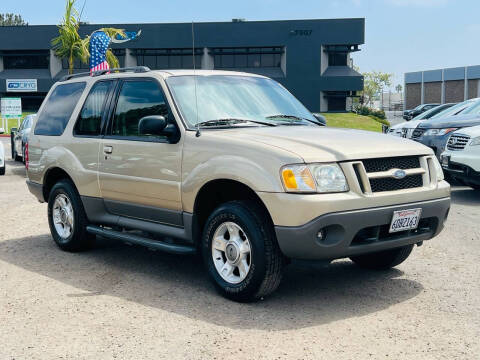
[26,67,450,302]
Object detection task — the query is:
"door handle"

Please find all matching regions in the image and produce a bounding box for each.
[103,146,113,154]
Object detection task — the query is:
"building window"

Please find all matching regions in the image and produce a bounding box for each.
[328,52,348,66]
[210,47,283,69]
[134,48,202,69]
[2,50,49,69]
[62,58,89,70]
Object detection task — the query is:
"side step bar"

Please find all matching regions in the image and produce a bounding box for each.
[86,225,196,255]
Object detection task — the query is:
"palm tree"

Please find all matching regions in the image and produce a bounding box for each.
[51,0,89,74]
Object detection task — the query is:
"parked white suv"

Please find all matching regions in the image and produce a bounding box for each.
[440,125,480,189]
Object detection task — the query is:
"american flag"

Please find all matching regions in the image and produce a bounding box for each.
[89,31,111,74]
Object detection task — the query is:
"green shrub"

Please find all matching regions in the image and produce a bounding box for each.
[368,115,390,126]
[370,109,386,119]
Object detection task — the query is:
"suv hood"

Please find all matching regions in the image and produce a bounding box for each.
[418,113,480,129]
[451,124,480,137]
[221,126,431,163]
[390,119,425,130]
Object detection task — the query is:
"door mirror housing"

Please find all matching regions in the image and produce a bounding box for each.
[0,128,4,135]
[138,115,167,136]
[313,113,327,126]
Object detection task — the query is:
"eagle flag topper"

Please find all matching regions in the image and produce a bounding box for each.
[89,30,142,74]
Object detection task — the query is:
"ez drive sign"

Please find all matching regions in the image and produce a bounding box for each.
[6,79,37,92]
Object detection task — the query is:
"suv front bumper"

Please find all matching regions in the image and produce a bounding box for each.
[274,197,450,260]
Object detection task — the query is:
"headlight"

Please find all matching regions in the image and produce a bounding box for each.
[281,163,349,193]
[432,157,444,181]
[470,136,480,146]
[424,128,458,136]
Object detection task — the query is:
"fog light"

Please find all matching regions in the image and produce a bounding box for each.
[317,229,326,241]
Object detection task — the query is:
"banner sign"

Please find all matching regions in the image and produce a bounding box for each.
[6,79,37,92]
[1,98,22,118]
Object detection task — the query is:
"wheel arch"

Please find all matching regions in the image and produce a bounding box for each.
[192,178,274,245]
[42,167,77,202]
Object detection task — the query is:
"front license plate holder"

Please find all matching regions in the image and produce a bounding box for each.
[389,208,422,233]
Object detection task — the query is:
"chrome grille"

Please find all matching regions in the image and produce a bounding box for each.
[412,128,425,139]
[447,134,470,151]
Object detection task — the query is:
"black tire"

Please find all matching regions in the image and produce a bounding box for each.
[22,145,26,165]
[47,179,94,252]
[10,134,15,159]
[13,148,21,162]
[202,200,284,302]
[0,165,5,176]
[350,244,414,270]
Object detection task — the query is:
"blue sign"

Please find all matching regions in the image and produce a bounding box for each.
[6,79,37,92]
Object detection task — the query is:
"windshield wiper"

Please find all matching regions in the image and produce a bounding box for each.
[196,118,276,128]
[266,114,319,125]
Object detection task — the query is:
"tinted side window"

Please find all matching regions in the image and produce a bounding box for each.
[111,80,168,138]
[74,81,113,136]
[34,82,86,136]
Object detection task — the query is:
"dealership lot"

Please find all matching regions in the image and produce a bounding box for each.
[0,137,479,359]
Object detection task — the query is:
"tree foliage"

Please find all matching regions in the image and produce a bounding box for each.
[395,84,403,93]
[360,71,393,106]
[51,0,89,74]
[0,13,28,26]
[52,1,125,74]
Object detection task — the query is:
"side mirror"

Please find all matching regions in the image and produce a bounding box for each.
[0,128,4,135]
[313,113,327,126]
[138,115,167,136]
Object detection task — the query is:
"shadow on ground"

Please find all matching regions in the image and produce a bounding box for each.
[0,234,423,330]
[450,186,480,206]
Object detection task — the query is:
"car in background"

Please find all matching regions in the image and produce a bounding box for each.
[11,114,35,163]
[0,128,5,175]
[412,99,480,159]
[403,103,440,120]
[389,103,456,138]
[440,125,480,189]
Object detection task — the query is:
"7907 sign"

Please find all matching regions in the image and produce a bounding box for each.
[290,30,313,36]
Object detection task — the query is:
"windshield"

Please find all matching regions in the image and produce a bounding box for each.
[166,75,316,128]
[413,104,453,120]
[460,100,480,115]
[430,100,475,119]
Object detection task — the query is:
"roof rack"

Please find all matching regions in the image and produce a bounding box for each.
[59,66,151,82]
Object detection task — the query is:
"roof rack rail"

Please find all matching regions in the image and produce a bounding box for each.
[59,66,151,82]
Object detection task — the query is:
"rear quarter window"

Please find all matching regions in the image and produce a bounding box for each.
[34,82,86,136]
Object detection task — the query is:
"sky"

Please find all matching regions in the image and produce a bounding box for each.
[3,0,480,89]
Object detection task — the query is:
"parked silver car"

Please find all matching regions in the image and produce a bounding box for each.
[11,114,36,162]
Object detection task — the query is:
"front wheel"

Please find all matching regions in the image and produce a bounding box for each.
[350,244,414,270]
[202,201,284,302]
[47,179,94,252]
[0,165,5,176]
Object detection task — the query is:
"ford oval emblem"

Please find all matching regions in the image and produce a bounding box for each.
[392,169,407,179]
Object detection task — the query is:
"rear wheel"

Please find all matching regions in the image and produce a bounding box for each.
[0,165,5,175]
[202,201,284,302]
[350,244,414,270]
[47,179,94,252]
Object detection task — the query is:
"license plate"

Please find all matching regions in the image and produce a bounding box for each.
[441,155,450,168]
[389,208,422,233]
